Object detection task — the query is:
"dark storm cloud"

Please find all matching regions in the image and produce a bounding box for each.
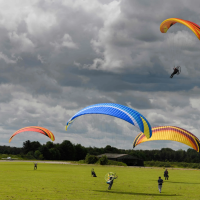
[0,0,200,150]
[57,54,167,93]
[57,56,199,95]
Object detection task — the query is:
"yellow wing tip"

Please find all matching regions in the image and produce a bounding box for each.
[140,116,151,139]
[65,126,68,131]
[146,135,150,139]
[51,136,55,141]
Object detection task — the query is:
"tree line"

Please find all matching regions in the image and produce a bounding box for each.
[1,140,200,163]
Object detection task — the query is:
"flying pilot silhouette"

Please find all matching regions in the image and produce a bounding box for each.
[170,66,181,78]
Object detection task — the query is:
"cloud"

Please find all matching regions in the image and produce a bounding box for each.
[0,0,200,152]
[0,52,18,64]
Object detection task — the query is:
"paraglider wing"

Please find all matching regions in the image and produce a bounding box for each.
[66,103,152,139]
[105,172,117,182]
[9,126,55,142]
[160,18,200,40]
[133,126,200,152]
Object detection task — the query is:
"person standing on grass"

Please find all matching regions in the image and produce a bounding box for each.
[164,169,169,180]
[158,176,163,193]
[34,163,37,170]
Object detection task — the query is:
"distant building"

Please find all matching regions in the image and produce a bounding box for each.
[97,153,143,166]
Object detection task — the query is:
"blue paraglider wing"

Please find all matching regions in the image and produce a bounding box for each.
[65,103,152,139]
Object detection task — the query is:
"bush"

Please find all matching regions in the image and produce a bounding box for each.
[145,161,155,166]
[107,160,127,166]
[164,162,171,167]
[78,160,85,164]
[178,162,189,168]
[85,154,98,164]
[191,163,199,168]
[144,161,171,167]
[99,155,108,165]
[25,151,35,159]
[144,161,200,169]
[38,154,44,160]
[154,161,164,167]
[34,150,42,159]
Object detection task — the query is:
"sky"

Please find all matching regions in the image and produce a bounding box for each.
[1,0,200,151]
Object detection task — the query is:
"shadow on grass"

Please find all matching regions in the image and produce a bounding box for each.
[150,180,200,184]
[166,181,200,184]
[93,190,180,197]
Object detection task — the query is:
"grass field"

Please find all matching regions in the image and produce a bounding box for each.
[0,161,199,200]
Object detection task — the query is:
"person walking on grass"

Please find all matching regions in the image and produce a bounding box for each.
[107,174,118,190]
[158,176,163,193]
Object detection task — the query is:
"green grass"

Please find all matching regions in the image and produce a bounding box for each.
[0,162,199,200]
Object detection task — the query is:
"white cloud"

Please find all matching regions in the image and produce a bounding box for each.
[61,34,78,49]
[0,52,17,64]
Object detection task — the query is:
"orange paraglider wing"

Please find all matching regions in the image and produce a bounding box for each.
[160,18,200,40]
[9,126,55,142]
